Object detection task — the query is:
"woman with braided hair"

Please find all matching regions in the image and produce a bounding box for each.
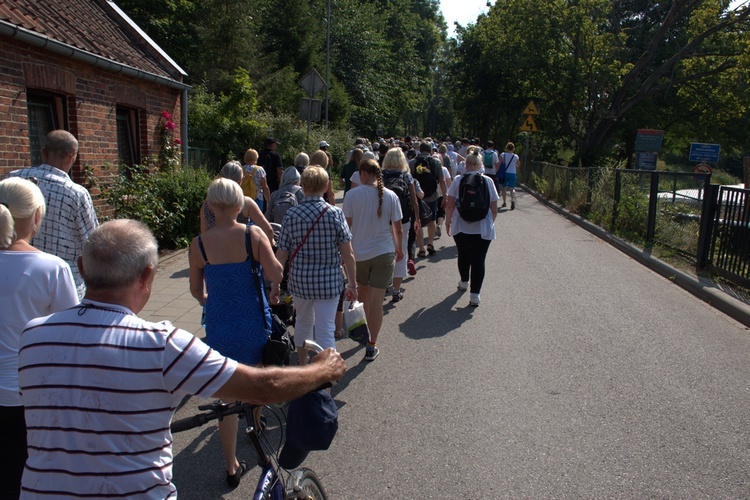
[343,158,404,361]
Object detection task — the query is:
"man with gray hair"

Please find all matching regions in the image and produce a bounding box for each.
[7,129,99,298]
[18,219,345,498]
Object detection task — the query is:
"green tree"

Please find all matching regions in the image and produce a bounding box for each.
[452,0,750,166]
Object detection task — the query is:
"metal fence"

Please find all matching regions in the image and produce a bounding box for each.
[520,161,594,207]
[186,144,222,172]
[519,161,750,290]
[611,169,710,260]
[701,185,750,288]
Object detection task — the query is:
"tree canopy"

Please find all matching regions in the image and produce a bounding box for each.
[118,0,750,169]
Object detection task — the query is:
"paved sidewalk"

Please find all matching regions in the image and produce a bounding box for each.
[141,249,203,336]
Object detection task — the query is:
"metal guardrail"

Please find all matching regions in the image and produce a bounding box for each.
[704,185,750,288]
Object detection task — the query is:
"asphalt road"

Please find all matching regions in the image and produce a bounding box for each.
[169,190,750,498]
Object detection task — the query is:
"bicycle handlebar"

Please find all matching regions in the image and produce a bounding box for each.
[302,339,324,354]
[171,413,212,433]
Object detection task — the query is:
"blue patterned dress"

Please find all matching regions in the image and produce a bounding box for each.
[197,229,270,365]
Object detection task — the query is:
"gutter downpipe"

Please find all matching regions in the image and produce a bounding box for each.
[181,88,189,163]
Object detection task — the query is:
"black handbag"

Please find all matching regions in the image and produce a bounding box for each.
[247,227,295,366]
[263,312,295,366]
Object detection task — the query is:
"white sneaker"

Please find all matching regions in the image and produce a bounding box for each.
[457,281,469,291]
[469,293,480,307]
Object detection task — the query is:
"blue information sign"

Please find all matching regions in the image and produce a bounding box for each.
[689,143,720,163]
[635,152,658,170]
[634,129,663,152]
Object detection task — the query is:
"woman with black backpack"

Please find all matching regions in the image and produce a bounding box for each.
[381,147,420,301]
[444,147,499,307]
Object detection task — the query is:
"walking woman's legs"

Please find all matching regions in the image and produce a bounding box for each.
[357,284,387,344]
[218,415,240,475]
[468,236,491,293]
[453,232,472,283]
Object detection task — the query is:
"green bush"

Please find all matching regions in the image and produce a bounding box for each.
[102,164,213,249]
[189,73,355,174]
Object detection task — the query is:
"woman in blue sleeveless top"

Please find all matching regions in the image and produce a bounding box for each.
[189,178,283,487]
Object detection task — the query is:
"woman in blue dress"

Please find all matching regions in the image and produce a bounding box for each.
[189,178,283,487]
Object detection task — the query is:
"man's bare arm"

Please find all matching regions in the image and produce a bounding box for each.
[213,348,346,404]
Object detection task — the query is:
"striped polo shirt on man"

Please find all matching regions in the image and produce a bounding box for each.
[18,300,237,499]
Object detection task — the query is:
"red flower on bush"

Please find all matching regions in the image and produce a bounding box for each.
[158,110,180,169]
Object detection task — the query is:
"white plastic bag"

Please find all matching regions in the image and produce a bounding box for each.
[343,300,369,343]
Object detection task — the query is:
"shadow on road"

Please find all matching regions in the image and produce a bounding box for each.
[399,291,474,340]
[170,268,190,279]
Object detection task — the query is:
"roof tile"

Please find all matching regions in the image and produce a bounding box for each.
[0,0,176,80]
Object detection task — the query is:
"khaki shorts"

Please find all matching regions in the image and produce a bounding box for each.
[356,253,395,290]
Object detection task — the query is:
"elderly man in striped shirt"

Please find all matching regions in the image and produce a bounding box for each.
[18,219,345,499]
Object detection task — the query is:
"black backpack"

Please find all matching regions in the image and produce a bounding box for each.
[413,155,438,198]
[457,173,490,222]
[382,170,412,224]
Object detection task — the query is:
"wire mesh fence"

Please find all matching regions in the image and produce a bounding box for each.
[520,160,711,264]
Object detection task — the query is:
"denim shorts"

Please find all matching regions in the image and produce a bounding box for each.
[503,173,517,189]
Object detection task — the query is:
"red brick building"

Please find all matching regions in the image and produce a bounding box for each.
[0,0,190,216]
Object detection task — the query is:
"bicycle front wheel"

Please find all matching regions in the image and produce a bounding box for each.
[286,468,327,500]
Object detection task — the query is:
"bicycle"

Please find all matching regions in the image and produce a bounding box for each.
[170,340,329,500]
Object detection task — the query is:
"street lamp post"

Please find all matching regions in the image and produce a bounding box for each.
[325,0,331,128]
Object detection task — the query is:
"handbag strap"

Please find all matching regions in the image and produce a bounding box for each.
[288,204,330,267]
[247,226,271,334]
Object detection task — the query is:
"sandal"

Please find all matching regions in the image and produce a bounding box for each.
[417,250,426,258]
[226,460,248,488]
[335,329,344,339]
[427,244,436,255]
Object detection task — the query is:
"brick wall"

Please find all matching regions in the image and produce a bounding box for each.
[0,38,183,217]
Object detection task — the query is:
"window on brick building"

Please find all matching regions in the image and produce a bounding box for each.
[27,91,67,166]
[116,107,140,170]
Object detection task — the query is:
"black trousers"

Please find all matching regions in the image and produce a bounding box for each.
[453,232,492,293]
[0,405,27,499]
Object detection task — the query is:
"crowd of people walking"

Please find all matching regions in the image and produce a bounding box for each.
[0,129,519,496]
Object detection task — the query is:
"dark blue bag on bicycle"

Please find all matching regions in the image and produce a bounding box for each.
[278,389,338,469]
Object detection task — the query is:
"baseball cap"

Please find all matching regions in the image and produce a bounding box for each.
[278,389,338,469]
[319,141,330,148]
[264,137,279,146]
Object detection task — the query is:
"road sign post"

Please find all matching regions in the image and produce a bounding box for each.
[633,129,663,171]
[520,100,539,171]
[298,69,327,147]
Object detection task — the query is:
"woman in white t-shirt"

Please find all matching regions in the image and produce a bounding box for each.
[0,177,78,497]
[445,147,499,307]
[499,142,520,210]
[342,159,403,362]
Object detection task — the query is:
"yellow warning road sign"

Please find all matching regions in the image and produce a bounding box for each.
[523,100,539,115]
[520,115,538,132]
